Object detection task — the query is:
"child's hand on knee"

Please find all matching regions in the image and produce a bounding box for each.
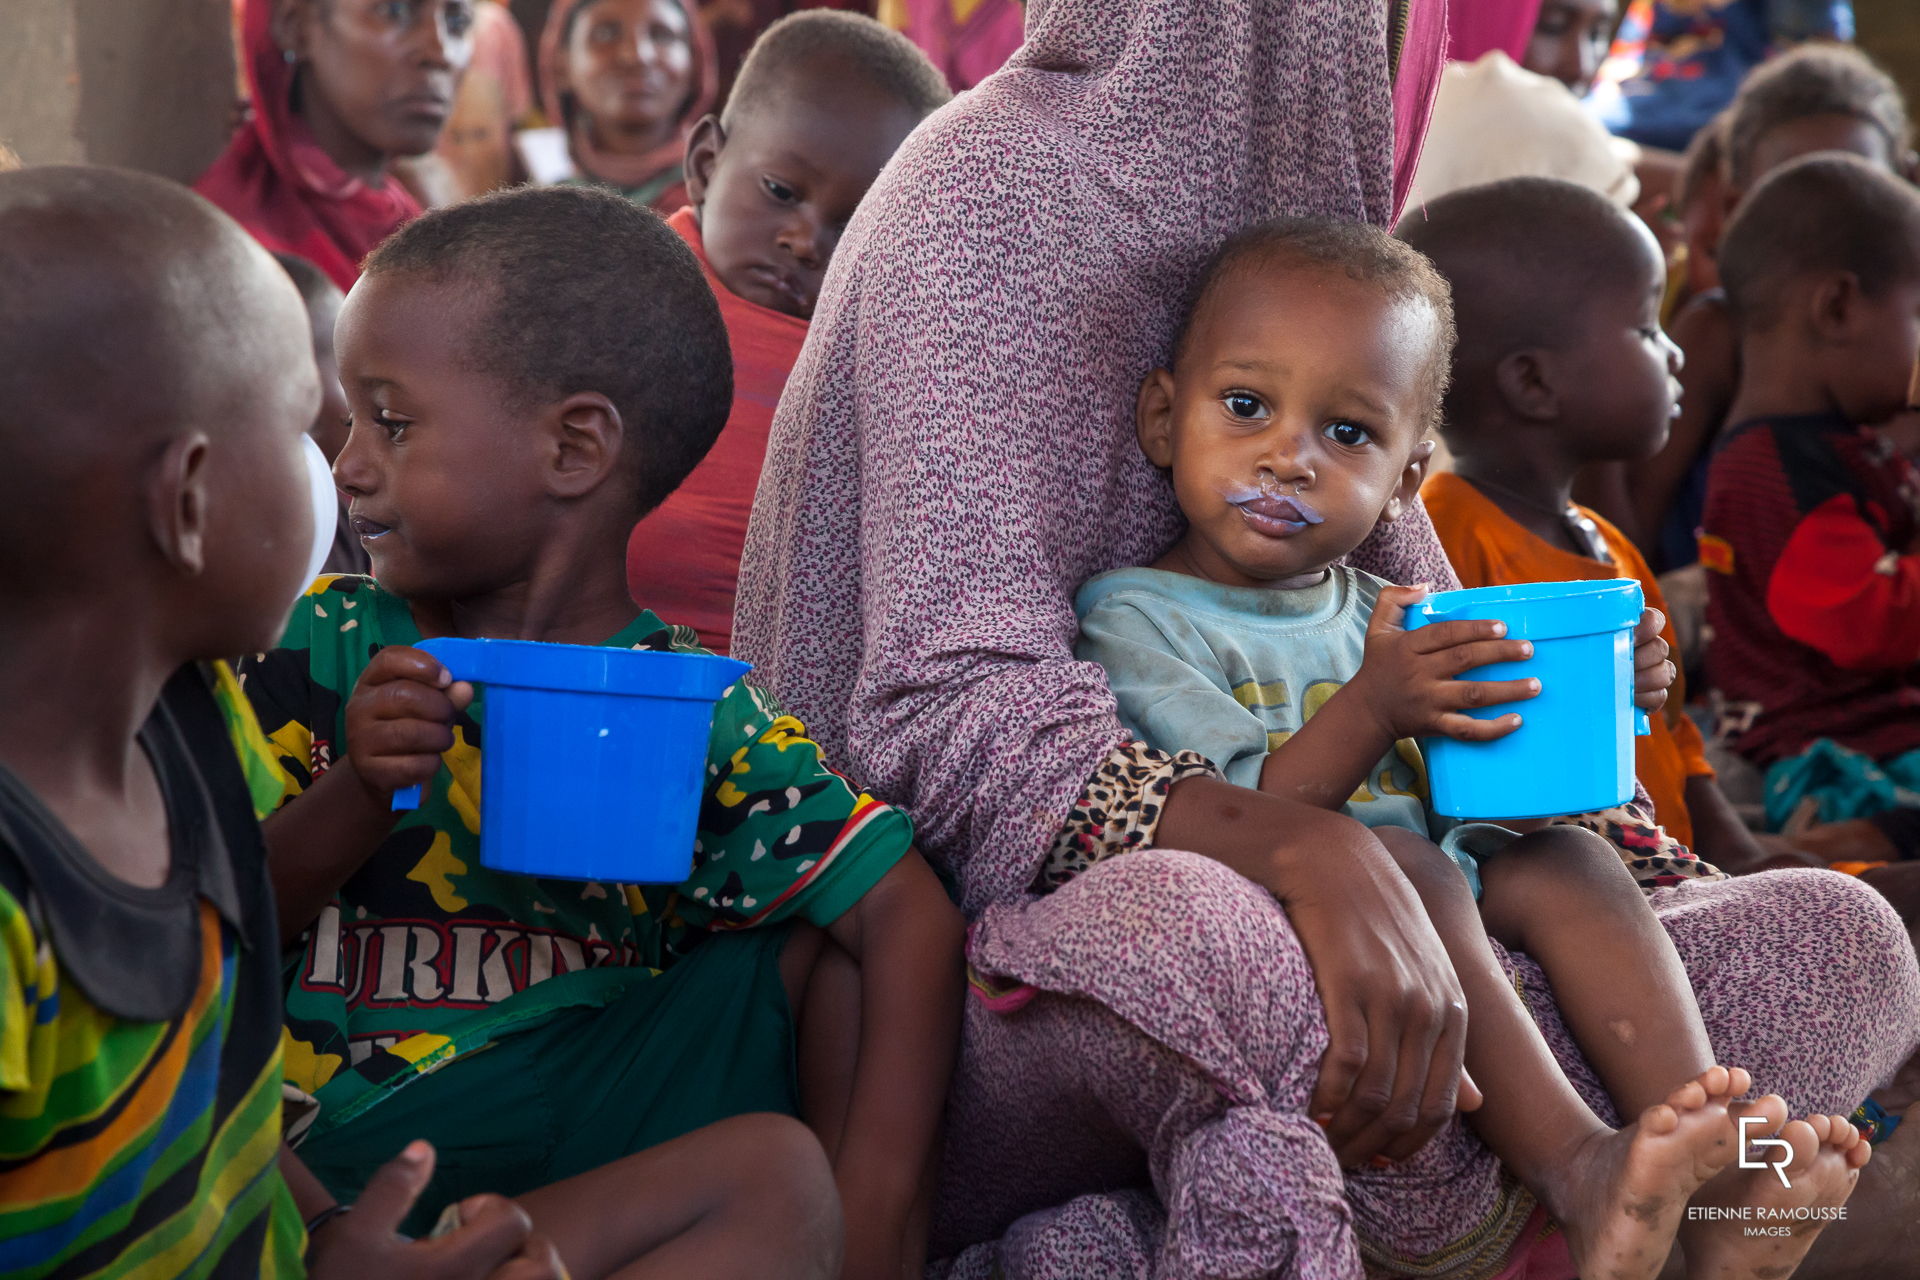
[344,646,475,801]
[307,1141,569,1279]
[1353,585,1539,743]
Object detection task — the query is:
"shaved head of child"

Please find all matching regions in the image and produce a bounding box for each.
[0,166,321,658]
[687,11,949,317]
[1724,44,1911,194]
[1719,153,1920,427]
[1398,177,1679,467]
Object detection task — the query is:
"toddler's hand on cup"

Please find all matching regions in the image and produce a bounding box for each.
[344,646,475,801]
[1630,607,1674,715]
[1355,585,1539,742]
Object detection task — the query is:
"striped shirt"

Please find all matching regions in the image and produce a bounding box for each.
[0,665,303,1278]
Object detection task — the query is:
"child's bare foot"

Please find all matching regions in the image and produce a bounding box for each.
[1681,1109,1871,1280]
[1542,1066,1749,1280]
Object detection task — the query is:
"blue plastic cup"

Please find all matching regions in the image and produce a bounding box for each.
[390,637,749,883]
[1404,579,1650,819]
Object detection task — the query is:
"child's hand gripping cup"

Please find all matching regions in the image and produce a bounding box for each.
[390,639,749,882]
[1406,580,1651,819]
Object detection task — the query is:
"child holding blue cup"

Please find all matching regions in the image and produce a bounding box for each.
[236,186,963,1279]
[1075,218,1867,1278]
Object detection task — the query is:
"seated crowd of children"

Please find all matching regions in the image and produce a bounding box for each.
[3,3,1919,1278]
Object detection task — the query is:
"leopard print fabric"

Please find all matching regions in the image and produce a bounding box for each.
[1556,799,1727,888]
[1037,741,1220,892]
[1039,748,1722,894]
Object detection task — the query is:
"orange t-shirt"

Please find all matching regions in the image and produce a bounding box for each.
[1421,472,1714,848]
[625,208,810,654]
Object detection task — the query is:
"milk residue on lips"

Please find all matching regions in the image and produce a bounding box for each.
[1220,474,1325,525]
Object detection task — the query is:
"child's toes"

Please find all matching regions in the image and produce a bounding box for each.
[1668,1078,1708,1112]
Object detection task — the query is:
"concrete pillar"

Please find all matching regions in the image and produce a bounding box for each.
[0,0,236,183]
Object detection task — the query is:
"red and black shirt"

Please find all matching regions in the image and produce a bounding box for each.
[1700,413,1920,765]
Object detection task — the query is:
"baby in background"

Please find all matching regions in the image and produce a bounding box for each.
[626,11,950,652]
[1074,218,1867,1280]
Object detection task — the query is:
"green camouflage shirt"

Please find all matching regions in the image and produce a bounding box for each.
[236,576,911,1132]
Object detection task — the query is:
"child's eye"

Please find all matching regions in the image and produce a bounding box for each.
[373,410,411,441]
[761,177,798,204]
[372,0,415,25]
[1323,420,1371,447]
[1222,392,1266,420]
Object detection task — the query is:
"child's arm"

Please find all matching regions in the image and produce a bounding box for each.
[261,647,471,938]
[1258,585,1537,810]
[674,680,961,1280]
[1765,496,1920,671]
[819,853,964,1280]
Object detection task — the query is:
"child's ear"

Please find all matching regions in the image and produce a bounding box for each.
[683,116,726,210]
[545,393,625,500]
[148,433,212,577]
[1380,437,1436,525]
[1809,271,1861,344]
[1135,369,1178,469]
[1493,349,1559,421]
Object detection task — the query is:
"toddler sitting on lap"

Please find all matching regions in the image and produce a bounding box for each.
[1075,219,1867,1280]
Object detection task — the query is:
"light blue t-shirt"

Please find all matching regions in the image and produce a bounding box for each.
[1074,564,1500,893]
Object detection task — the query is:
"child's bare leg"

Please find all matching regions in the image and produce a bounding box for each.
[1477,825,1714,1116]
[786,924,860,1159]
[1375,827,1747,1280]
[779,923,942,1277]
[515,1113,840,1280]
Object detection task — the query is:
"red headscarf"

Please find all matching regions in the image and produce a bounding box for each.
[196,0,425,291]
[537,0,717,207]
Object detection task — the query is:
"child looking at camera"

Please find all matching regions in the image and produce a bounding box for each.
[1074,217,1866,1280]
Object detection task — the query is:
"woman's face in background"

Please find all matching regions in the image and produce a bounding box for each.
[293,0,476,162]
[1524,0,1618,97]
[564,0,695,144]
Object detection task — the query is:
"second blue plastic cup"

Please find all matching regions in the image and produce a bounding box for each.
[1404,579,1649,819]
[391,637,749,883]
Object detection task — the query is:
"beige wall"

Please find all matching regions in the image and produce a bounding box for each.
[0,0,234,182]
[1858,0,1920,121]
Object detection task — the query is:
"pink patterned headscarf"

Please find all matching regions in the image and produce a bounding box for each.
[1447,0,1542,63]
[736,0,1455,915]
